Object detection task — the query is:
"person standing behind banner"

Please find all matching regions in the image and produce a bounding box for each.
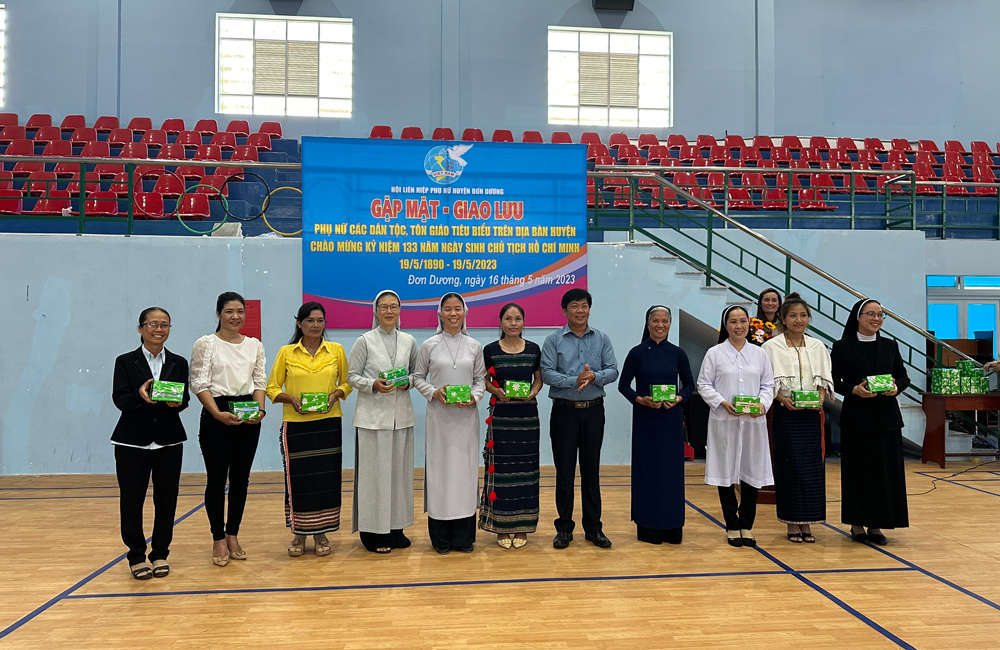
[190,291,267,567]
[347,290,418,555]
[266,302,351,558]
[412,293,486,554]
[541,288,618,550]
[617,305,694,545]
[762,293,833,544]
[698,305,774,548]
[111,307,190,580]
[831,299,910,546]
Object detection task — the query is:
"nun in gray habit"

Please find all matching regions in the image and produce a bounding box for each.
[348,290,418,553]
[412,293,487,553]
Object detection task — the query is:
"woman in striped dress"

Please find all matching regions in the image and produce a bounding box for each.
[479,303,543,549]
[266,302,352,557]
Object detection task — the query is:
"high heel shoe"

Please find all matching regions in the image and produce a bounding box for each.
[212,540,230,566]
[288,535,306,557]
[314,535,332,557]
[227,535,247,560]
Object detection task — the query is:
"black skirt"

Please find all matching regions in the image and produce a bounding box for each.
[772,404,825,524]
[840,423,909,529]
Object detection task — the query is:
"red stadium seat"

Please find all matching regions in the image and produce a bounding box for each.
[943,151,969,168]
[586,144,610,161]
[401,127,424,140]
[369,125,393,139]
[118,142,148,160]
[213,166,243,179]
[972,152,995,168]
[705,172,727,193]
[109,173,132,197]
[178,193,211,220]
[810,172,845,194]
[225,120,251,137]
[156,143,186,161]
[970,141,991,155]
[95,162,126,179]
[192,144,222,162]
[846,172,875,194]
[797,188,836,210]
[836,137,858,153]
[944,140,967,155]
[739,146,761,164]
[26,114,53,130]
[176,131,203,150]
[671,171,699,190]
[127,117,152,134]
[211,132,238,151]
[27,171,57,196]
[762,188,788,210]
[646,145,669,163]
[695,134,716,149]
[741,172,767,193]
[153,173,185,198]
[81,191,119,217]
[723,158,743,168]
[856,149,879,165]
[257,121,283,138]
[912,162,940,195]
[637,178,664,208]
[918,139,942,154]
[245,133,272,151]
[491,129,514,143]
[432,128,454,141]
[781,135,804,151]
[61,115,86,133]
[863,138,886,153]
[942,163,970,195]
[54,155,92,177]
[175,165,205,181]
[94,116,119,133]
[850,160,874,178]
[551,131,572,144]
[107,129,135,147]
[70,128,98,145]
[617,144,640,159]
[725,134,745,150]
[808,136,831,151]
[461,128,484,142]
[42,141,73,157]
[770,146,791,165]
[195,119,218,136]
[0,126,25,144]
[32,126,62,145]
[972,165,998,196]
[231,145,259,162]
[640,134,662,149]
[0,113,18,127]
[775,173,803,191]
[727,187,758,210]
[197,175,229,198]
[890,138,913,153]
[678,144,701,163]
[609,132,629,147]
[886,150,910,167]
[0,170,12,190]
[160,119,185,135]
[752,135,775,150]
[876,163,906,195]
[826,148,850,165]
[521,131,543,143]
[141,130,167,148]
[592,155,614,167]
[619,157,647,166]
[580,132,602,145]
[66,172,101,196]
[29,190,72,214]
[0,189,23,214]
[133,192,166,219]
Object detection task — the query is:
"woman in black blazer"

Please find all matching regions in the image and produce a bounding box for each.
[830,299,910,546]
[111,307,190,580]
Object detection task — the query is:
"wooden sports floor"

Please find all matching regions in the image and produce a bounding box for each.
[1,460,999,649]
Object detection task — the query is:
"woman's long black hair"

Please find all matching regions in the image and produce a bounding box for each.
[214,291,245,332]
[289,302,326,344]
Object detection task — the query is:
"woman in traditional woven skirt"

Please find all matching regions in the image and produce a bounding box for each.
[347,290,418,554]
[412,293,486,554]
[266,302,352,557]
[762,293,833,544]
[618,306,694,545]
[479,303,543,549]
[697,305,775,548]
[831,299,910,545]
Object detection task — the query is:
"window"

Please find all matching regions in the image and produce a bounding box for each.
[0,5,6,106]
[216,13,352,118]
[547,26,672,128]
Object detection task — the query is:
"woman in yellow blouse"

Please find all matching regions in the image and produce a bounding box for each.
[266,302,352,557]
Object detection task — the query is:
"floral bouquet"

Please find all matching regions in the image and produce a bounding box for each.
[749,318,775,344]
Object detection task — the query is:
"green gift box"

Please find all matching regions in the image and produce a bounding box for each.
[732,394,762,415]
[931,368,961,394]
[150,380,184,403]
[504,380,531,398]
[229,401,260,421]
[445,385,472,404]
[650,384,677,402]
[300,392,328,413]
[379,366,410,388]
[956,359,978,373]
[960,377,981,394]
[866,374,894,393]
[793,390,821,408]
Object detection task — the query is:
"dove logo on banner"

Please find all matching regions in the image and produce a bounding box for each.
[423,143,473,185]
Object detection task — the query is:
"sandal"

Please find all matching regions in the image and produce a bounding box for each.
[802,532,816,543]
[288,535,306,557]
[151,559,170,578]
[369,546,391,554]
[787,532,803,543]
[314,535,332,557]
[130,562,153,580]
[511,535,528,549]
[497,534,513,549]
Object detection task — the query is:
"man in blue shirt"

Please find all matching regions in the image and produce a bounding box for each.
[541,288,618,548]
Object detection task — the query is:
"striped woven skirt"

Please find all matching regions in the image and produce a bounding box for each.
[772,405,825,524]
[280,417,343,535]
[478,399,540,534]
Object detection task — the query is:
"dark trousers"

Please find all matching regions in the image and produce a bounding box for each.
[718,482,759,531]
[428,516,477,550]
[199,399,261,541]
[550,400,605,535]
[115,443,183,566]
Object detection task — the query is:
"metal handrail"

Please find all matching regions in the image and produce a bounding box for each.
[0,153,301,170]
[589,169,978,367]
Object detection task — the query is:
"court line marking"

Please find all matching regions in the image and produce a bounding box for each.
[63,566,915,601]
[683,499,916,650]
[0,501,207,641]
[915,471,1000,497]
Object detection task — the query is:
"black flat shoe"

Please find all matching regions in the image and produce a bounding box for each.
[850,530,869,543]
[727,532,743,547]
[585,531,612,548]
[459,544,474,553]
[434,546,450,555]
[552,531,573,549]
[740,535,757,548]
[867,531,888,545]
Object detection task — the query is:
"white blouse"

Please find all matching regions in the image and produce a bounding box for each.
[189,334,267,397]
[762,333,834,397]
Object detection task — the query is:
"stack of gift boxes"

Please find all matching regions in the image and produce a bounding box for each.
[931,360,989,395]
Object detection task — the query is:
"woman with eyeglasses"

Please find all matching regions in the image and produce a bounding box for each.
[831,299,910,545]
[111,307,190,580]
[266,302,352,557]
[190,291,267,566]
[347,290,418,554]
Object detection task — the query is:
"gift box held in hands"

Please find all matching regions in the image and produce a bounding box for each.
[446,385,472,404]
[504,380,531,398]
[150,380,184,403]
[229,401,260,421]
[650,384,677,403]
[300,392,328,413]
[732,394,762,415]
[793,390,821,408]
[379,366,409,388]
[866,374,894,393]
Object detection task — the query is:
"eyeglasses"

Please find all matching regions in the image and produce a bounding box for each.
[860,311,885,319]
[142,322,171,330]
[377,305,400,312]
